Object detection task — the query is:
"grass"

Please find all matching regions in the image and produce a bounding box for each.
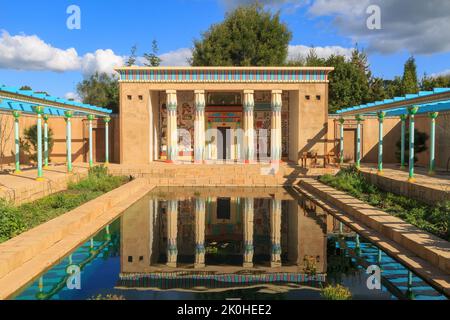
[319,166,450,241]
[321,284,352,300]
[0,166,129,243]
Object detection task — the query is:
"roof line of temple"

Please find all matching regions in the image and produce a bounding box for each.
[115,66,334,83]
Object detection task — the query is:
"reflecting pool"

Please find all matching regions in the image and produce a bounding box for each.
[12,187,448,300]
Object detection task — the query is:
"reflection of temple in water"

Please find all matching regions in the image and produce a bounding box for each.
[119,188,344,283]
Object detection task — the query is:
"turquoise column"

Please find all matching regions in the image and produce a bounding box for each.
[104,116,110,165]
[338,118,345,165]
[34,106,44,181]
[428,112,438,175]
[64,111,73,173]
[87,114,95,167]
[43,115,49,168]
[407,106,419,182]
[377,111,386,174]
[355,115,363,169]
[12,111,21,174]
[399,114,407,169]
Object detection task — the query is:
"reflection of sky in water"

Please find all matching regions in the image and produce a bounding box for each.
[12,188,448,300]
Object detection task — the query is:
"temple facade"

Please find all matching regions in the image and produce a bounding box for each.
[116,66,333,164]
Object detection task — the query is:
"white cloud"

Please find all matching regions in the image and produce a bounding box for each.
[159,48,192,66]
[288,44,353,61]
[64,91,81,102]
[0,31,125,75]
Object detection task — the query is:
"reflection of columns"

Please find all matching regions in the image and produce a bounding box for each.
[355,115,363,169]
[270,199,282,267]
[194,198,206,268]
[377,111,385,174]
[428,112,438,175]
[243,90,254,163]
[243,198,254,268]
[166,200,178,267]
[12,111,21,174]
[339,118,344,165]
[271,90,282,163]
[399,114,407,169]
[194,90,206,163]
[166,90,178,163]
[407,106,418,182]
[64,111,73,173]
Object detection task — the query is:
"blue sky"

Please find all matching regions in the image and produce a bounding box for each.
[0,0,449,98]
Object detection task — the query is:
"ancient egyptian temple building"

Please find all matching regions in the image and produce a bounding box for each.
[116,66,333,164]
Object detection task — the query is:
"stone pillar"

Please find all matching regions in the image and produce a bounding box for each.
[43,115,49,169]
[87,114,95,167]
[34,106,44,181]
[104,116,111,165]
[166,199,178,267]
[194,198,206,268]
[400,114,407,169]
[166,90,178,163]
[194,90,206,163]
[243,90,255,163]
[243,198,254,268]
[64,111,73,173]
[270,198,282,267]
[12,111,21,174]
[338,118,345,165]
[271,90,282,164]
[428,112,438,175]
[407,106,419,182]
[377,111,386,175]
[355,115,363,169]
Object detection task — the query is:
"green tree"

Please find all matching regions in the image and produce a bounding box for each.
[76,73,119,113]
[144,39,162,67]
[420,73,450,91]
[401,56,419,94]
[385,76,403,98]
[191,3,292,66]
[19,86,32,91]
[368,77,388,101]
[126,44,138,67]
[21,125,54,162]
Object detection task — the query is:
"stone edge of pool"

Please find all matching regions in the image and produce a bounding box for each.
[0,178,154,300]
[297,178,450,297]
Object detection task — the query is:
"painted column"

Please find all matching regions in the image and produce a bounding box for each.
[271,90,282,164]
[377,111,386,174]
[400,114,407,169]
[194,90,206,163]
[338,118,345,165]
[270,198,282,267]
[34,106,44,181]
[166,199,178,267]
[243,90,255,163]
[428,112,439,175]
[12,111,21,174]
[194,198,206,268]
[87,114,95,167]
[166,90,178,163]
[407,106,419,182]
[64,111,73,173]
[43,115,49,168]
[243,198,254,268]
[104,116,110,165]
[355,114,363,169]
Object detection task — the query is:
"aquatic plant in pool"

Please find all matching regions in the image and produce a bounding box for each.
[11,187,448,300]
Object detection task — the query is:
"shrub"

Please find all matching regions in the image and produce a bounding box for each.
[22,124,55,162]
[0,200,25,242]
[321,284,352,300]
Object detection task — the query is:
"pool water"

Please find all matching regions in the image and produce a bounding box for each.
[12,187,447,300]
